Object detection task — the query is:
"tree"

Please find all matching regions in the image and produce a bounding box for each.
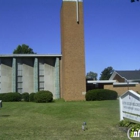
[86,71,98,80]
[13,44,36,54]
[99,66,113,80]
[131,0,139,2]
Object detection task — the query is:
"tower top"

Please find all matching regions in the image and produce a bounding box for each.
[63,0,83,2]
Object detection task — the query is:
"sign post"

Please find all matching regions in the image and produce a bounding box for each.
[0,100,2,108]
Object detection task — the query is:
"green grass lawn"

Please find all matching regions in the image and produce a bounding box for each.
[0,100,128,140]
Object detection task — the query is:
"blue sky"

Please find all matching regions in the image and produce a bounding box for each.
[0,0,140,78]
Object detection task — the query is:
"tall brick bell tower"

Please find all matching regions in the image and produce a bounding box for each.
[61,0,86,101]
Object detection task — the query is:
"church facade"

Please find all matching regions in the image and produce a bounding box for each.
[0,55,61,99]
[0,0,86,101]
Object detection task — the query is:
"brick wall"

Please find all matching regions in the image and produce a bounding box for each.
[113,74,125,82]
[61,1,86,101]
[104,84,140,96]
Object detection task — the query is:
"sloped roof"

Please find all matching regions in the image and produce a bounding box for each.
[115,70,140,80]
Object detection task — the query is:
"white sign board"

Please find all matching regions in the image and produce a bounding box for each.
[119,90,140,123]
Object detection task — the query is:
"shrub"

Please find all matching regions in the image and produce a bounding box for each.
[34,90,53,103]
[119,120,140,131]
[29,92,35,102]
[1,92,21,102]
[119,120,132,127]
[21,92,29,102]
[131,123,140,130]
[85,89,118,101]
[0,93,5,100]
[85,90,97,101]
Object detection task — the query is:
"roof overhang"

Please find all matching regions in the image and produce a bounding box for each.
[109,71,126,81]
[128,79,140,82]
[87,80,116,84]
[87,80,139,86]
[63,0,83,2]
[113,82,139,86]
[109,71,117,80]
[0,54,62,58]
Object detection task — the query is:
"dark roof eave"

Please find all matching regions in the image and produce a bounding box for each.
[0,54,62,58]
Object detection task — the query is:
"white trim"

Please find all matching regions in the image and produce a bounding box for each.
[87,80,139,86]
[113,82,139,86]
[128,79,140,82]
[109,71,117,80]
[87,80,116,84]
[109,71,126,81]
[0,54,62,57]
[63,0,83,2]
[109,71,127,81]
[119,97,123,121]
[110,71,140,83]
[120,90,140,98]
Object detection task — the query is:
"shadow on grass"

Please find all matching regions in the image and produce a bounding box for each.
[118,126,128,132]
[0,115,10,117]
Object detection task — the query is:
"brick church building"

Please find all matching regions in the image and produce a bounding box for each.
[0,0,86,101]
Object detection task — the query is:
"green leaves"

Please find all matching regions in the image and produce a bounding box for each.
[13,44,36,54]
[86,71,98,80]
[85,89,118,101]
[100,66,113,80]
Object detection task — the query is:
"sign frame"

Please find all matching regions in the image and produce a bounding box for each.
[119,90,140,123]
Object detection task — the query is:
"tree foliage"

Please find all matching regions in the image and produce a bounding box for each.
[13,44,36,54]
[86,71,98,80]
[99,66,113,80]
[131,0,139,2]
